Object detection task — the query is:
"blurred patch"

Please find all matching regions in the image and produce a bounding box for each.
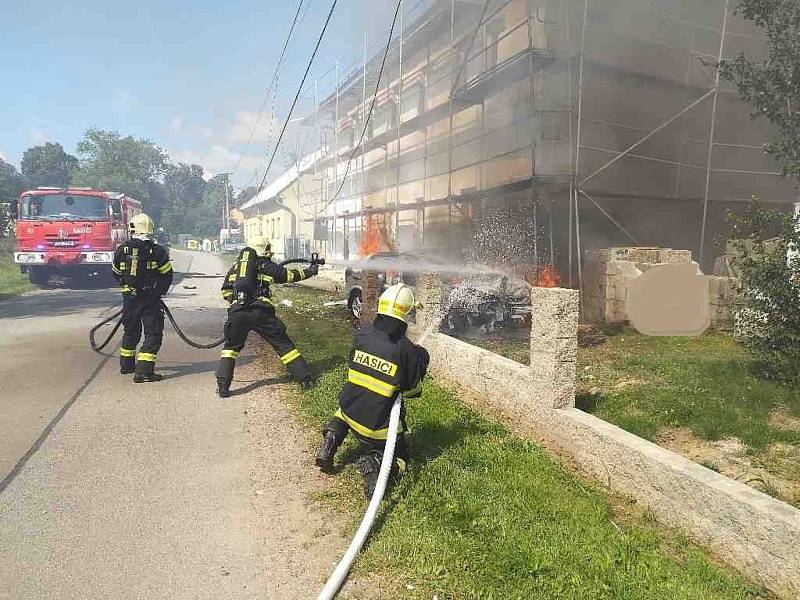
[628,263,709,336]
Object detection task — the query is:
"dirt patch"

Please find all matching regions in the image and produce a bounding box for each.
[241,338,398,599]
[658,427,800,507]
[234,341,358,599]
[769,408,800,432]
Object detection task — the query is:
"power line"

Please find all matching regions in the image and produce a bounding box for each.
[256,0,339,194]
[315,0,402,217]
[230,0,306,176]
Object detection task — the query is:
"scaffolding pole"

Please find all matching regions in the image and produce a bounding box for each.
[333,62,339,259]
[526,0,538,278]
[395,0,405,246]
[574,0,589,302]
[447,0,456,224]
[362,32,368,214]
[564,0,575,288]
[699,0,730,266]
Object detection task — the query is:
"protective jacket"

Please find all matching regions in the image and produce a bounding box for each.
[216,251,318,391]
[111,238,173,377]
[221,255,314,310]
[112,238,173,297]
[336,317,430,440]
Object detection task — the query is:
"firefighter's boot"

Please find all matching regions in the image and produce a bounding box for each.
[356,452,382,500]
[315,430,342,472]
[133,360,163,383]
[217,378,232,399]
[120,356,135,375]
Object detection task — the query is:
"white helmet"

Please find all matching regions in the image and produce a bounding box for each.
[130,213,155,237]
[378,283,420,324]
[248,235,272,257]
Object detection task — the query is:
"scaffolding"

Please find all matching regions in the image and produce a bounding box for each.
[246,0,795,288]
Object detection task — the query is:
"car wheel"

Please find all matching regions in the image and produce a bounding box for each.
[348,289,364,325]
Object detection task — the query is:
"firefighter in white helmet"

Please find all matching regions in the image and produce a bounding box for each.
[215,235,319,397]
[112,213,173,382]
[315,283,430,499]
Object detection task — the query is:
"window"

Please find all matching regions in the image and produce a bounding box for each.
[20,193,108,221]
[111,199,123,222]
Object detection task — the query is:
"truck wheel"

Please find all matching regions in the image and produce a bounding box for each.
[28,267,50,286]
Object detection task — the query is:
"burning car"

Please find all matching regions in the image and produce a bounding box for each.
[441,274,531,336]
[345,251,444,323]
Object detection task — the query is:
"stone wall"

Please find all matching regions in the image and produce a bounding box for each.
[584,247,738,330]
[411,275,579,410]
[405,272,799,599]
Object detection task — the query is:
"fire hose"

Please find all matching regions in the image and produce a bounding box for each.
[89,255,325,353]
[317,393,402,600]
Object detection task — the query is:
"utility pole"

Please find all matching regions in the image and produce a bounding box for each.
[224,176,231,232]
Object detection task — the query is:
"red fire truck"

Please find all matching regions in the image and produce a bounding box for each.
[14,187,142,285]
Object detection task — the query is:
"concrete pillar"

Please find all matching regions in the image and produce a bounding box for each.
[529,287,580,408]
[361,271,382,324]
[413,273,445,333]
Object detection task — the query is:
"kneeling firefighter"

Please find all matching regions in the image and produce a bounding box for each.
[315,283,430,499]
[216,236,319,397]
[112,213,173,383]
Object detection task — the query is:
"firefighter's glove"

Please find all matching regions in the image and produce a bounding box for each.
[306,263,319,277]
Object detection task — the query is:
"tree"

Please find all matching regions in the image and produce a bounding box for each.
[161,163,207,235]
[0,160,23,235]
[728,202,800,383]
[0,159,23,202]
[20,142,78,188]
[71,129,168,221]
[719,0,800,178]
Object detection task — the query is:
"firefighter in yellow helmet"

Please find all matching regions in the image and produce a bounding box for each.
[112,213,173,382]
[315,283,430,499]
[215,235,319,397]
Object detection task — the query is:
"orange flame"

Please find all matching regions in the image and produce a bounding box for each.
[359,215,394,257]
[522,264,561,288]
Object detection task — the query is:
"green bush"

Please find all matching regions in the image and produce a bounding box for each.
[728,202,800,383]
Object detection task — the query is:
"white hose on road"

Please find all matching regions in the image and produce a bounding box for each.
[316,393,403,600]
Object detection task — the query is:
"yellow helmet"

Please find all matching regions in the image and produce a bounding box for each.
[130,213,155,236]
[377,283,420,323]
[249,235,272,257]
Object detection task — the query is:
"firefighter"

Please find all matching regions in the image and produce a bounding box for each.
[216,236,319,397]
[112,213,173,383]
[315,283,430,499]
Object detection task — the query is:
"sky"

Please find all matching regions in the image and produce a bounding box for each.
[0,0,397,187]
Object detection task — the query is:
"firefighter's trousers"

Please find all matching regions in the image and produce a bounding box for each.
[120,295,165,375]
[324,414,410,474]
[216,305,312,385]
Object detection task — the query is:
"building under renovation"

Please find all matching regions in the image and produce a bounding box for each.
[240,0,795,283]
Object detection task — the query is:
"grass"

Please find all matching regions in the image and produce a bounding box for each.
[0,238,31,298]
[576,328,800,454]
[261,286,771,599]
[451,322,800,503]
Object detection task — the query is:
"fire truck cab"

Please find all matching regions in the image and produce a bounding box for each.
[14,187,142,285]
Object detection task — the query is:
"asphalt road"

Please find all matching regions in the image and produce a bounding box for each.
[0,250,274,599]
